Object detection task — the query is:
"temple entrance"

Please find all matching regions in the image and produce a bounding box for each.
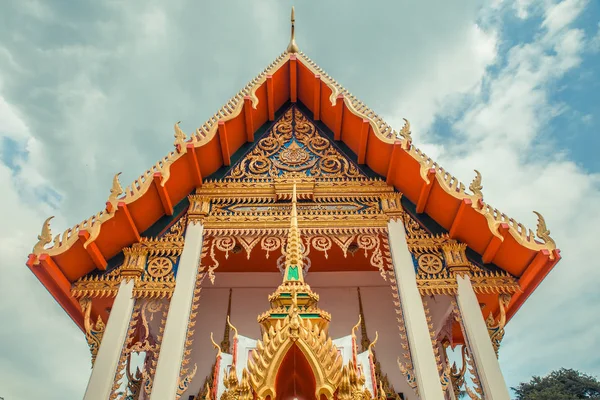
[275,344,317,400]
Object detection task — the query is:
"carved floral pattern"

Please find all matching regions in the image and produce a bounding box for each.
[228,107,364,180]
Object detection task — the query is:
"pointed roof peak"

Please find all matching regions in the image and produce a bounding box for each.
[286,6,299,54]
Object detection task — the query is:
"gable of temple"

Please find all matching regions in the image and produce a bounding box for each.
[224,106,366,180]
[26,38,559,331]
[23,8,564,400]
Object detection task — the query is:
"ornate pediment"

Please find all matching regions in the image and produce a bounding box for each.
[226,106,367,181]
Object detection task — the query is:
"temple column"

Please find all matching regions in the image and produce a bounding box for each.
[150,219,205,400]
[456,275,510,399]
[387,219,445,400]
[83,279,135,400]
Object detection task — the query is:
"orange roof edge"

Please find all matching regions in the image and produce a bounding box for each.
[26,254,84,330]
[507,249,562,321]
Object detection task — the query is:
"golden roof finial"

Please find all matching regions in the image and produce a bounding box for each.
[469,169,483,198]
[108,172,124,204]
[283,183,303,282]
[286,6,299,54]
[33,216,54,254]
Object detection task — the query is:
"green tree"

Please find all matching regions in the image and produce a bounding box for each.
[513,368,600,399]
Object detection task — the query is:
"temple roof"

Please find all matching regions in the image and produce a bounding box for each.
[26,28,560,330]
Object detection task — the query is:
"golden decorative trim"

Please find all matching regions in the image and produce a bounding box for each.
[417,270,520,297]
[227,108,365,181]
[380,192,403,220]
[422,298,451,392]
[200,177,393,199]
[247,305,343,399]
[338,360,384,400]
[177,241,210,397]
[486,293,511,357]
[109,301,141,400]
[189,195,211,224]
[147,256,174,278]
[122,245,148,278]
[133,275,176,299]
[80,298,105,366]
[465,348,484,400]
[386,269,418,395]
[72,274,176,300]
[441,242,471,273]
[204,229,390,280]
[221,367,253,400]
[142,299,170,395]
[72,274,121,299]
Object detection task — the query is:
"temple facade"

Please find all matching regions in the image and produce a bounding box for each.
[26,9,561,400]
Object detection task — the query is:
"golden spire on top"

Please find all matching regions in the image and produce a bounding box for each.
[286,6,299,54]
[283,183,303,282]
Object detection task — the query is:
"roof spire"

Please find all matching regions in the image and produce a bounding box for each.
[283,183,303,282]
[286,6,299,54]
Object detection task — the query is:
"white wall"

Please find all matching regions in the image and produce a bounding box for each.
[180,272,417,399]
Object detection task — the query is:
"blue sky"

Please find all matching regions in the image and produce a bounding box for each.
[0,0,599,399]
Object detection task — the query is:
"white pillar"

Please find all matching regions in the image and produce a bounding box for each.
[84,279,135,400]
[387,220,445,400]
[456,275,510,399]
[150,221,205,400]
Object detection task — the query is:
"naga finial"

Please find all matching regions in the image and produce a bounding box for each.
[174,121,187,149]
[351,314,361,340]
[469,169,483,198]
[33,216,54,254]
[399,118,411,140]
[227,315,239,342]
[108,172,124,204]
[367,331,379,355]
[533,211,556,249]
[286,6,299,54]
[283,183,304,282]
[210,332,222,360]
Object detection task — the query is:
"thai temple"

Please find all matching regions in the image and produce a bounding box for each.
[26,8,561,400]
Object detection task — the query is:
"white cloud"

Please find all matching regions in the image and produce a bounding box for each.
[405,0,600,387]
[0,92,90,400]
[591,22,600,52]
[0,96,29,141]
[386,23,499,139]
[543,0,588,36]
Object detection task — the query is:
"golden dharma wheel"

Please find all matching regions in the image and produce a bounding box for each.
[147,257,173,278]
[417,254,443,274]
